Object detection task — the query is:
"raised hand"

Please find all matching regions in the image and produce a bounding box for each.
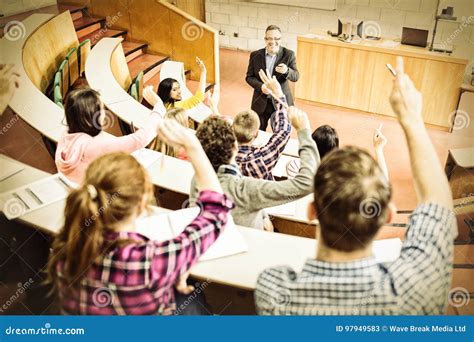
[196,56,206,73]
[373,124,387,150]
[288,106,310,131]
[143,85,161,107]
[156,119,198,150]
[389,57,423,124]
[258,68,283,97]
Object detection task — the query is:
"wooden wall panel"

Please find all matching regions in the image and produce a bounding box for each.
[22,11,79,91]
[296,37,468,128]
[296,41,374,112]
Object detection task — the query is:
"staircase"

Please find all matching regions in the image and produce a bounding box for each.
[0,3,214,102]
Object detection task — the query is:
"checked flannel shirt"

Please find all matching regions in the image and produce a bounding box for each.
[236,96,291,180]
[255,203,456,315]
[57,191,233,315]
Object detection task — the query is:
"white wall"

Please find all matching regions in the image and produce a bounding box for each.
[205,0,474,82]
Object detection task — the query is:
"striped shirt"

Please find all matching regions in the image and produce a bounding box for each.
[57,191,233,315]
[255,203,456,315]
[236,97,291,180]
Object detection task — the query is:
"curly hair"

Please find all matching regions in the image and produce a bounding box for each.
[196,116,236,171]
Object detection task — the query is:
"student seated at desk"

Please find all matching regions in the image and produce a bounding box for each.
[255,57,456,315]
[47,121,233,315]
[190,106,319,231]
[148,108,189,159]
[312,125,339,159]
[234,71,291,180]
[143,57,207,112]
[55,88,161,183]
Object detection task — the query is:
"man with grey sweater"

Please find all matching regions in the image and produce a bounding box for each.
[189,72,319,230]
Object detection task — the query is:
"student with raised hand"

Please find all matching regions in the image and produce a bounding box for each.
[55,88,161,183]
[234,69,291,180]
[255,56,455,315]
[143,57,207,111]
[47,121,233,315]
[189,105,319,231]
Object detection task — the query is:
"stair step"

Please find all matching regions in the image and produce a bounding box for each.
[79,28,127,46]
[122,41,148,56]
[128,53,169,81]
[70,10,83,21]
[73,16,104,31]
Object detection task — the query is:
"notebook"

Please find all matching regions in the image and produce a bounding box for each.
[136,207,248,261]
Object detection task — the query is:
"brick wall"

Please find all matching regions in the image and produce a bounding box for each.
[205,0,474,82]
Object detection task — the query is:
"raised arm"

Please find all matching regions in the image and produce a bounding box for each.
[390,57,452,209]
[196,57,207,95]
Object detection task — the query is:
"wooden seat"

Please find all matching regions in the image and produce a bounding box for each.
[77,39,91,76]
[58,59,69,97]
[65,47,79,86]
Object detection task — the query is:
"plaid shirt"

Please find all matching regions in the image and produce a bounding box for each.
[255,203,456,315]
[57,191,233,315]
[236,97,291,180]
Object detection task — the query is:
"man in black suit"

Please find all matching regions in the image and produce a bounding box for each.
[246,25,299,130]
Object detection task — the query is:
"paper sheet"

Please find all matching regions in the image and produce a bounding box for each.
[136,207,248,261]
[266,201,297,217]
[0,174,71,220]
[132,148,162,168]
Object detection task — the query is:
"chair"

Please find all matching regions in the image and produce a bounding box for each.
[58,60,69,98]
[65,47,79,87]
[77,39,91,76]
[129,71,144,102]
[53,85,63,108]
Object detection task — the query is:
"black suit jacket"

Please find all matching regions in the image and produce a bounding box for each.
[245,47,299,114]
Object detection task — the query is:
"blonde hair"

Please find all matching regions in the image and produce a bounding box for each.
[149,108,189,157]
[47,152,153,291]
[233,109,259,143]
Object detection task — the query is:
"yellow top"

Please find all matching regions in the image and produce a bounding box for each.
[165,89,204,110]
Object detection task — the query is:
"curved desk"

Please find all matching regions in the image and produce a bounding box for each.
[0,14,66,143]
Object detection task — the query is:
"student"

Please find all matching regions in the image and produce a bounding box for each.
[143,57,207,111]
[311,125,339,159]
[190,100,319,231]
[148,107,189,159]
[255,57,455,315]
[47,120,233,315]
[234,72,291,180]
[55,88,160,183]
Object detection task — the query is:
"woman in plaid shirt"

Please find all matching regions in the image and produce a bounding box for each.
[47,120,233,315]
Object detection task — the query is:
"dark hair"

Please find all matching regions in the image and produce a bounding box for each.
[265,25,281,33]
[312,125,339,159]
[64,88,103,136]
[196,116,236,171]
[313,147,392,252]
[157,78,179,107]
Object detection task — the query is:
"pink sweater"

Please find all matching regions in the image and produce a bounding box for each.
[55,113,160,183]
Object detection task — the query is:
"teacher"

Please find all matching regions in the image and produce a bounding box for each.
[246,25,299,130]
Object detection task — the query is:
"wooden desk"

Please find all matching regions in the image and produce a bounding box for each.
[0,14,66,142]
[445,147,474,199]
[296,34,469,129]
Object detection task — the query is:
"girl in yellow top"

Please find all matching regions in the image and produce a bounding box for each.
[144,56,207,110]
